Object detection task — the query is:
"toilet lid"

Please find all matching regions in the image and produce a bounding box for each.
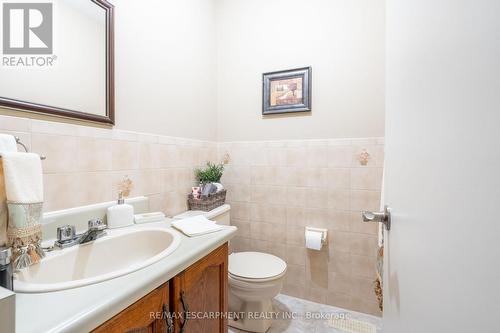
[229,252,287,280]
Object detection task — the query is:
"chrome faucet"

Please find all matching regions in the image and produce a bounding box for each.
[55,218,107,249]
[79,219,108,244]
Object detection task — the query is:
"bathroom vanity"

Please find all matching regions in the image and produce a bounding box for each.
[13,198,236,333]
[93,243,228,333]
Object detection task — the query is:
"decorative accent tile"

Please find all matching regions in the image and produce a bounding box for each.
[357,149,371,166]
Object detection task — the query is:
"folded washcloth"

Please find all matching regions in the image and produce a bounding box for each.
[172,215,223,237]
[2,152,45,269]
[0,134,17,247]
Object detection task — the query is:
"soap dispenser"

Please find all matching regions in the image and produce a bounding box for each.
[107,192,134,228]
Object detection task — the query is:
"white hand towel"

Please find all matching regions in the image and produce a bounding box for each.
[172,215,223,237]
[0,134,17,152]
[2,152,43,203]
[2,152,45,269]
[0,134,17,247]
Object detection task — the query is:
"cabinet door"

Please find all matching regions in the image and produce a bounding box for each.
[92,282,170,333]
[171,243,228,333]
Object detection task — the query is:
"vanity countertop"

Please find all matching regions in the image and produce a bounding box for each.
[15,220,237,333]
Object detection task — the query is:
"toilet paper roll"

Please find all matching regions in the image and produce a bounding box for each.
[305,229,323,250]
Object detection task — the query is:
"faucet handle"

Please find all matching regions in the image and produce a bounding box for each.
[57,225,76,243]
[88,218,106,230]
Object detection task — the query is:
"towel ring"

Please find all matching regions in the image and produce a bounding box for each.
[0,136,46,160]
[15,137,46,160]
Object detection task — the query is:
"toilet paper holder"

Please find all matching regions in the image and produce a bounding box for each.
[305,227,328,246]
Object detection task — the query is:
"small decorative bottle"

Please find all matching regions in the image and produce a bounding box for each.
[107,192,134,229]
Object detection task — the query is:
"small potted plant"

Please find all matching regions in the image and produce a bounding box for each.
[189,154,230,211]
[195,161,224,185]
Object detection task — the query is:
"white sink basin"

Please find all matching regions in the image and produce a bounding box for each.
[14,227,181,293]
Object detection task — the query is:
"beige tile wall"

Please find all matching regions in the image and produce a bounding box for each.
[1,114,384,316]
[219,138,384,316]
[0,115,216,215]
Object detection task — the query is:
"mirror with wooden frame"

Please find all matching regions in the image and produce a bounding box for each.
[0,0,114,124]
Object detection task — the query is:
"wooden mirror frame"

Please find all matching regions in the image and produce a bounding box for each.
[0,0,115,125]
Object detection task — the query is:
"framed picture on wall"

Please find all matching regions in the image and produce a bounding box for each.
[262,67,311,115]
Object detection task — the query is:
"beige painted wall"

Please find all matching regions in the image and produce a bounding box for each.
[1,0,218,141]
[113,0,217,140]
[215,0,385,141]
[1,0,384,142]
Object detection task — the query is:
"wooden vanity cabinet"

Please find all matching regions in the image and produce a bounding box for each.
[92,282,170,333]
[91,243,228,333]
[170,243,228,333]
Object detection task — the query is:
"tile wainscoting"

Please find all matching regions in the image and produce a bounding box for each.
[219,138,384,316]
[1,114,383,316]
[0,115,217,214]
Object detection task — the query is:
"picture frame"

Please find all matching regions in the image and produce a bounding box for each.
[262,66,311,115]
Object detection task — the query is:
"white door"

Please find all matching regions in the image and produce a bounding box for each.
[383,0,500,332]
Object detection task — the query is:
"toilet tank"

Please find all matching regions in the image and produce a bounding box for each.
[173,204,231,225]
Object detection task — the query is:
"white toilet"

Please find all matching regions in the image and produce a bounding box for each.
[174,205,287,333]
[228,251,287,332]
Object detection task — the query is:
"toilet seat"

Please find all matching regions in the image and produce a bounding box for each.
[229,252,287,282]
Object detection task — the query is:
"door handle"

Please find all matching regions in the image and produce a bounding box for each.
[163,304,173,333]
[180,290,189,333]
[362,205,391,230]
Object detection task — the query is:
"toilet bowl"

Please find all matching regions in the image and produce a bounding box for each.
[174,206,287,332]
[228,251,287,333]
